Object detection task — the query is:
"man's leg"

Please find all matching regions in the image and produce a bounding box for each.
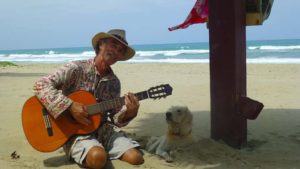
[120,148,144,165]
[106,130,144,165]
[84,146,107,169]
[70,138,107,169]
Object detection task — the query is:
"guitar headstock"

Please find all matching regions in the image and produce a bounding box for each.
[148,84,173,99]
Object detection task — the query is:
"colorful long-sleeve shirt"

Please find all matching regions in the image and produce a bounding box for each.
[33,59,129,127]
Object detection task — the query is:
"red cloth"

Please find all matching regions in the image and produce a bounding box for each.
[168,0,208,31]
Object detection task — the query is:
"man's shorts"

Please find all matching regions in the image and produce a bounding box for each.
[68,129,140,165]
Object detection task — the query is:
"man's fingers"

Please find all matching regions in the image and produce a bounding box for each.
[125,94,130,104]
[83,105,88,113]
[77,116,90,126]
[127,93,137,103]
[128,93,139,106]
[83,117,91,125]
[82,111,89,117]
[69,102,91,126]
[75,111,90,126]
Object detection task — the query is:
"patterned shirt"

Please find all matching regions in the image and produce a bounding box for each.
[33,58,129,127]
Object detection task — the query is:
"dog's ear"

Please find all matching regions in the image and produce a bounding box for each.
[166,106,175,115]
[179,108,193,136]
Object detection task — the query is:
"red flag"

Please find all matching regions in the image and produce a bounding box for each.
[168,0,208,31]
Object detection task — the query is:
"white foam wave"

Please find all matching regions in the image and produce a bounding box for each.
[136,49,209,57]
[48,50,55,54]
[0,53,94,63]
[246,58,300,64]
[127,58,209,63]
[248,45,300,50]
[81,51,95,56]
[180,46,191,49]
[127,58,300,64]
[1,51,300,64]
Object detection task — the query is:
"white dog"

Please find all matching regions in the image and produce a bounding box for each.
[146,106,193,162]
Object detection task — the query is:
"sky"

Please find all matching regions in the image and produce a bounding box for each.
[0,0,299,50]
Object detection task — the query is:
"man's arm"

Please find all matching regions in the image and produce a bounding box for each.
[33,63,78,118]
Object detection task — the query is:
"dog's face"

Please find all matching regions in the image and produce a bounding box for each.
[165,106,193,136]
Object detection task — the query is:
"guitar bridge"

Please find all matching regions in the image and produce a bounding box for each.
[42,108,53,136]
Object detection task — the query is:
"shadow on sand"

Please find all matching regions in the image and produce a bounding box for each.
[43,108,300,169]
[43,155,73,167]
[125,108,300,168]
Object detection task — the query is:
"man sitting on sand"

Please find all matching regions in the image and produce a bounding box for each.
[33,29,144,169]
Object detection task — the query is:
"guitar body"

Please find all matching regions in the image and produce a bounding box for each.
[22,84,173,153]
[22,90,101,152]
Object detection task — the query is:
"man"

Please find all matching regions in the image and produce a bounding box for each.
[33,29,144,169]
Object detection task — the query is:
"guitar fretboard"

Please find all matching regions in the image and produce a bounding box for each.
[87,91,149,115]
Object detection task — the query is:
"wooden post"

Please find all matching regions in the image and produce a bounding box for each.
[208,0,247,148]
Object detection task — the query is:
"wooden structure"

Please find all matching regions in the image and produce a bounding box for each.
[208,0,247,148]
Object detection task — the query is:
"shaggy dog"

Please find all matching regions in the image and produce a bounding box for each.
[146,106,193,162]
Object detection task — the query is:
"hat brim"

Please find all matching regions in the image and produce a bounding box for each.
[92,32,135,61]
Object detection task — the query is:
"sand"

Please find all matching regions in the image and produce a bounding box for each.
[0,63,299,169]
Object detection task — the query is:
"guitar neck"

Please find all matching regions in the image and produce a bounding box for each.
[87,90,149,115]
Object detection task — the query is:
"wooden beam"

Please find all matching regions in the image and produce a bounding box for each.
[208,0,247,148]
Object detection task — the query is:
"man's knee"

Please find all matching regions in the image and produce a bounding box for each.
[85,146,107,169]
[121,148,144,165]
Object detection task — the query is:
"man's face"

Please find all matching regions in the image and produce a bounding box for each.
[98,38,127,65]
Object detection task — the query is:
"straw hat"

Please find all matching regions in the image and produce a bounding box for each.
[92,29,136,61]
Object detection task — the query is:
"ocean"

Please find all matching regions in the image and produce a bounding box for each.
[1,39,300,64]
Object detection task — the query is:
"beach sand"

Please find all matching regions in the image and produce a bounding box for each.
[0,63,299,169]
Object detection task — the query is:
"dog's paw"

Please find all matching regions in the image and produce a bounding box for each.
[146,136,161,152]
[165,157,174,163]
[160,152,174,163]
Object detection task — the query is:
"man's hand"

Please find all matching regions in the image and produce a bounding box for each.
[68,102,91,126]
[124,92,140,119]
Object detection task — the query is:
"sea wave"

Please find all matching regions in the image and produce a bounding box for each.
[1,55,300,64]
[136,49,209,57]
[128,58,300,64]
[1,48,300,64]
[48,50,55,54]
[128,58,210,63]
[246,57,300,64]
[0,53,93,63]
[248,45,300,50]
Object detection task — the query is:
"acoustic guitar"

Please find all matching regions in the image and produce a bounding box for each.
[22,84,172,152]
